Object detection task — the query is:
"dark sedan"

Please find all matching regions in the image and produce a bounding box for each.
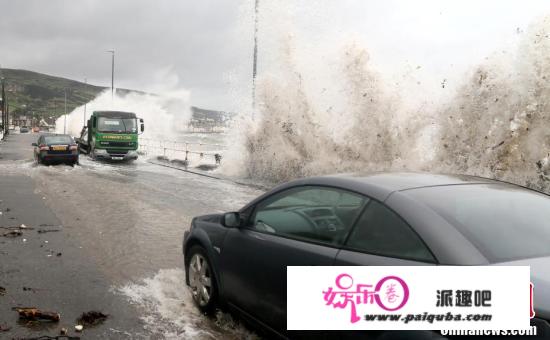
[183,173,550,339]
[33,134,79,166]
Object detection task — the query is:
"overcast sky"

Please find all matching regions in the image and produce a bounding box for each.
[1,0,550,112]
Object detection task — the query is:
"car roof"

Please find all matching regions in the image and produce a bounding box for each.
[287,172,498,202]
[333,172,496,191]
[44,134,72,137]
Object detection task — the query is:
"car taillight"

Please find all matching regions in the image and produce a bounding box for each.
[69,145,78,151]
[39,144,49,151]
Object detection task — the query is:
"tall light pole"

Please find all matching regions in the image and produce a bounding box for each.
[1,77,5,136]
[252,0,259,120]
[106,50,115,101]
[83,78,87,127]
[63,89,67,134]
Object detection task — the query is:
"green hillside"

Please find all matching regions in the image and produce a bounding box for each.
[0,68,138,122]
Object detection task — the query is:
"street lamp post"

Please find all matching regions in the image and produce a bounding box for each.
[106,50,115,101]
[83,78,87,127]
[64,89,67,134]
[1,77,5,136]
[252,0,259,121]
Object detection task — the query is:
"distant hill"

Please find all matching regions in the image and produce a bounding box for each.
[0,68,140,121]
[0,68,233,127]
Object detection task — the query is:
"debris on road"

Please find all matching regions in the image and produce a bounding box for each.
[75,324,83,332]
[2,230,22,237]
[44,249,62,257]
[0,286,6,295]
[22,287,46,293]
[1,224,35,232]
[0,323,10,332]
[76,311,108,326]
[13,307,61,322]
[38,229,60,234]
[60,327,68,335]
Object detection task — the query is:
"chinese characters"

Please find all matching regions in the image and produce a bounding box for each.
[323,273,409,323]
[436,290,492,307]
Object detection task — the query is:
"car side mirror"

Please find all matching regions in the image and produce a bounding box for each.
[222,212,241,228]
[31,143,38,146]
[140,118,144,133]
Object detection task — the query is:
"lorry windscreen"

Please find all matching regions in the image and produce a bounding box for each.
[98,117,137,133]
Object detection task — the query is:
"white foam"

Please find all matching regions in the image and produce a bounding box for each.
[55,89,192,142]
[222,12,550,194]
[117,268,257,339]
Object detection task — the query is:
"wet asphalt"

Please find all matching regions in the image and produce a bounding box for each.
[0,132,263,339]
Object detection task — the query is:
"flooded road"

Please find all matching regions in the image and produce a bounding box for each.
[0,133,263,339]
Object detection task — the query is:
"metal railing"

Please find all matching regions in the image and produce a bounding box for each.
[138,138,225,164]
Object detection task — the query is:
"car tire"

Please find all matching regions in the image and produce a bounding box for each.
[186,245,218,314]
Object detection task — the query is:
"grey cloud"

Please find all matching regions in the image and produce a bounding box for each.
[0,0,252,111]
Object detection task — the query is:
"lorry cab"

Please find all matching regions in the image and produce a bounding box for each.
[78,111,144,161]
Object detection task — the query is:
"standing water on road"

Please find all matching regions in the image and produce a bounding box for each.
[1,133,261,338]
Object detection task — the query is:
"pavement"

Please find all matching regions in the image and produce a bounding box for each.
[0,133,146,339]
[0,132,262,339]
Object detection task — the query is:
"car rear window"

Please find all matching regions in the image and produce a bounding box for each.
[406,184,550,263]
[346,200,435,262]
[44,135,73,144]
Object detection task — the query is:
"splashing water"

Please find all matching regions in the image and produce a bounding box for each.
[224,13,550,194]
[55,89,192,142]
[117,268,257,340]
[434,16,550,193]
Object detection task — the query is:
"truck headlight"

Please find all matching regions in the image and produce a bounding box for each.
[95,148,108,154]
[100,141,110,146]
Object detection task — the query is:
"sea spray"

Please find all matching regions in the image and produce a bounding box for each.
[227,13,550,194]
[55,89,192,142]
[435,16,550,193]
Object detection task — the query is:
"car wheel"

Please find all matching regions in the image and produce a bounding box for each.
[187,246,218,314]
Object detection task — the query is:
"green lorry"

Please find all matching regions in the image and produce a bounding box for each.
[77,111,144,161]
